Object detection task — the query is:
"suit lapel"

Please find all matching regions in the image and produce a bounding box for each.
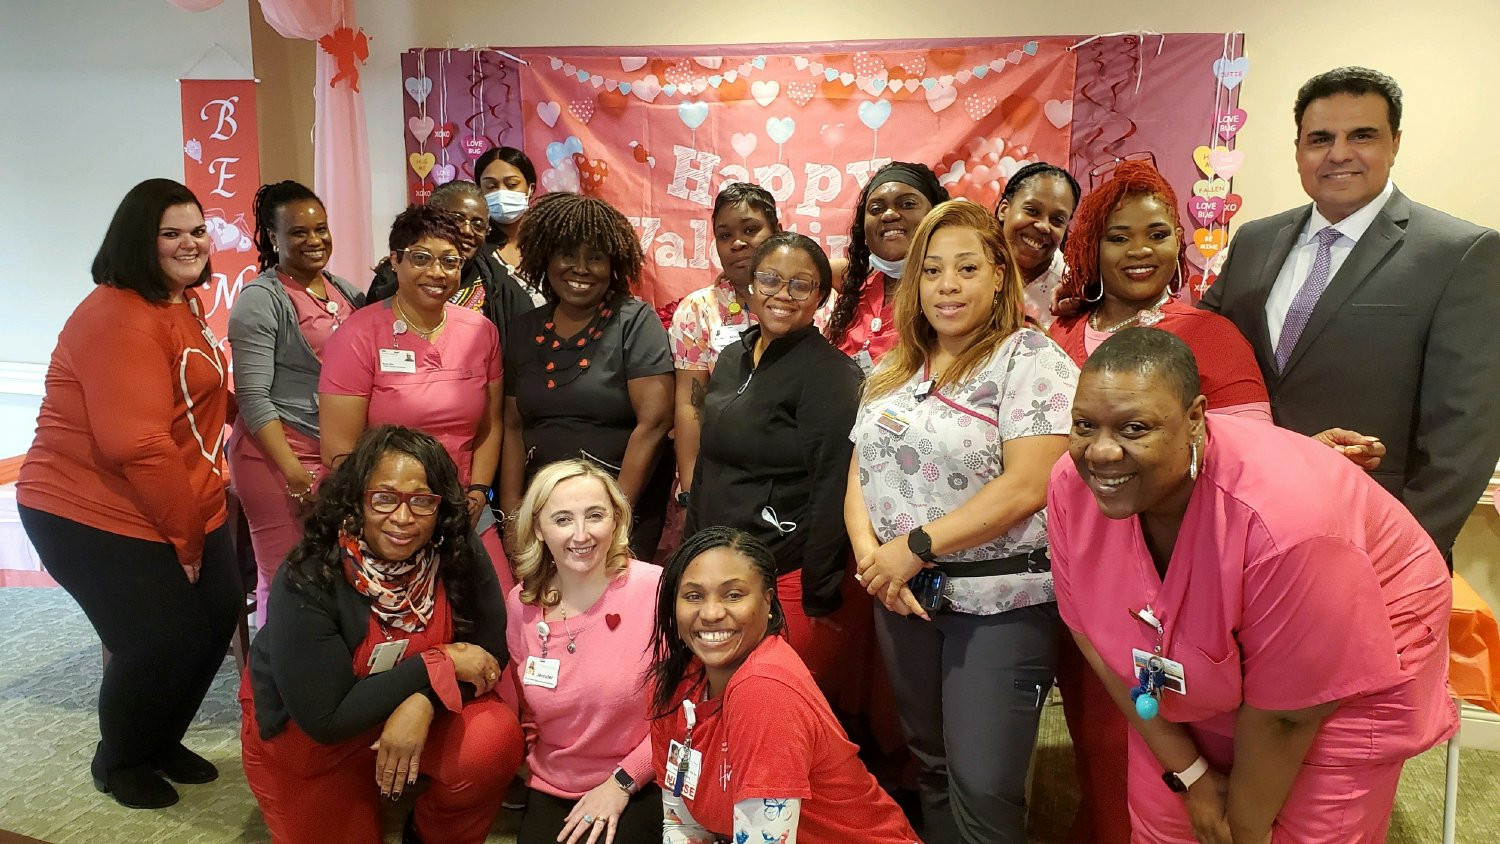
[1280,190,1410,376]
[1245,210,1307,378]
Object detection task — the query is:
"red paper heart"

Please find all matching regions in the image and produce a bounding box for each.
[605,613,621,630]
[431,122,458,146]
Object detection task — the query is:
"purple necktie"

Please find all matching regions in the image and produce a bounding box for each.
[1275,226,1341,372]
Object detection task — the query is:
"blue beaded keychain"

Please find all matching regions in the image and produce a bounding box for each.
[1130,657,1168,719]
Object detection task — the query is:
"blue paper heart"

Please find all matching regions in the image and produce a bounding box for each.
[620,82,632,95]
[824,67,838,82]
[1024,40,1039,56]
[663,83,677,96]
[973,65,988,79]
[922,78,937,90]
[544,135,584,168]
[752,56,766,69]
[708,75,722,88]
[858,100,892,131]
[576,70,589,83]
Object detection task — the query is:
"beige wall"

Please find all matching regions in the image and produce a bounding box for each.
[250,0,316,187]
[343,0,1500,597]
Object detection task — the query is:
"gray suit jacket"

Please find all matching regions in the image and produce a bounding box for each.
[1201,187,1500,553]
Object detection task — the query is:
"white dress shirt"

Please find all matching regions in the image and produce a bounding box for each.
[1264,180,1395,344]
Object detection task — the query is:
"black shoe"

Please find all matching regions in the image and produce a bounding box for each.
[91,753,179,810]
[152,743,218,784]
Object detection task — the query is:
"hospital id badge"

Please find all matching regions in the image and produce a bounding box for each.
[367,639,409,674]
[875,408,910,437]
[522,655,560,689]
[665,739,703,798]
[1132,648,1187,695]
[852,348,875,376]
[379,348,417,374]
[710,324,745,351]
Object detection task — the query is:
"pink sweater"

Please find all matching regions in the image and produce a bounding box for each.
[506,561,662,798]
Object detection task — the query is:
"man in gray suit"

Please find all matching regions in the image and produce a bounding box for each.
[1202,66,1500,559]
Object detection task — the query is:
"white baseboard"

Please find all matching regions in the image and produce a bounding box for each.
[1457,702,1500,751]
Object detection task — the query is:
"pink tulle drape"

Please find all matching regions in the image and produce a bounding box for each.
[166,0,226,10]
[257,0,373,289]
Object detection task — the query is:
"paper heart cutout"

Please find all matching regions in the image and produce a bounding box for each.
[938,75,954,88]
[1213,57,1250,90]
[731,132,758,159]
[903,79,920,93]
[751,80,779,107]
[537,101,561,128]
[572,153,608,195]
[956,69,973,85]
[820,122,846,148]
[694,56,722,70]
[1044,98,1073,129]
[545,136,585,168]
[184,138,203,163]
[664,59,696,88]
[964,94,997,121]
[1192,145,1215,178]
[793,56,810,71]
[1024,40,1039,56]
[839,71,854,86]
[431,164,457,185]
[925,84,957,113]
[1219,194,1243,225]
[431,123,457,147]
[1193,228,1226,260]
[787,82,816,107]
[461,135,488,159]
[605,613,621,630]
[678,100,709,130]
[858,99,891,131]
[408,115,435,143]
[540,164,580,193]
[1218,108,1248,141]
[569,99,596,124]
[823,67,838,82]
[409,152,435,179]
[859,75,888,98]
[766,116,796,145]
[938,160,966,187]
[1007,50,1023,64]
[404,77,432,103]
[1192,178,1231,199]
[852,51,886,79]
[1188,195,1226,228]
[598,90,630,117]
[562,62,577,77]
[409,179,434,203]
[1208,147,1244,179]
[632,74,662,103]
[899,55,926,76]
[620,56,647,72]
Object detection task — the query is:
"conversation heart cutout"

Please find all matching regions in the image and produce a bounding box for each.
[1194,228,1226,259]
[1208,147,1244,179]
[1218,108,1248,141]
[1188,196,1226,227]
[431,164,457,186]
[1192,145,1214,177]
[461,135,488,159]
[430,123,457,147]
[408,115,435,144]
[408,152,435,179]
[1192,178,1231,199]
[1213,56,1250,90]
[536,101,561,128]
[404,77,432,103]
[1219,194,1243,225]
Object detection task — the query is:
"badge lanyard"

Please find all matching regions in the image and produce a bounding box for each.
[672,699,697,798]
[1129,605,1167,719]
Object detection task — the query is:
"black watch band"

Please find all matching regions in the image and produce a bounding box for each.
[612,767,636,794]
[907,526,937,562]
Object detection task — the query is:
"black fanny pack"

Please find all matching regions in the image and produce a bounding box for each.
[937,547,1051,578]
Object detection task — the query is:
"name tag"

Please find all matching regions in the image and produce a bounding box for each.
[710,324,745,352]
[875,408,910,437]
[852,348,875,376]
[367,639,408,674]
[522,655,560,689]
[665,739,703,798]
[1132,648,1188,695]
[379,348,417,374]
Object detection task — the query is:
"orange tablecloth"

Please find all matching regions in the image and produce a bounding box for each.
[1449,573,1500,714]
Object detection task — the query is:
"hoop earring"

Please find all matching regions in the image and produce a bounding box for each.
[1168,268,1183,296]
[1084,281,1104,303]
[1189,438,1200,481]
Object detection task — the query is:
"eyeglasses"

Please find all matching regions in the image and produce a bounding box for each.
[398,249,464,272]
[753,271,817,301]
[456,216,490,234]
[1087,151,1158,189]
[364,489,442,516]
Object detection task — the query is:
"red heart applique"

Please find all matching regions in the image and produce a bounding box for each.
[605,613,621,630]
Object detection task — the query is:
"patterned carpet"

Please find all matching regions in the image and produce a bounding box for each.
[1,586,1495,843]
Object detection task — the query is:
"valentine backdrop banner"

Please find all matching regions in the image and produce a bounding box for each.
[400,49,525,203]
[180,78,262,345]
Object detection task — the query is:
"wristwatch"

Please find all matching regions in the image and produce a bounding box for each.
[906,526,937,563]
[1162,755,1209,793]
[611,767,637,795]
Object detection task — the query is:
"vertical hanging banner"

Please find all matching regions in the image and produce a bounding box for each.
[180,79,261,345]
[515,40,1076,305]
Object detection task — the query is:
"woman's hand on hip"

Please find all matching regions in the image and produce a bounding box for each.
[559,778,630,844]
[371,693,435,799]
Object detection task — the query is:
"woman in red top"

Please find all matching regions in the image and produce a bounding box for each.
[17,178,242,809]
[1046,161,1268,843]
[649,527,919,844]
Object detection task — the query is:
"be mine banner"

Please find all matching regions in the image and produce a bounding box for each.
[514,40,1077,304]
[180,78,261,347]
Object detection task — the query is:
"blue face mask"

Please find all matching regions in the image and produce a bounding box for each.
[485,189,529,224]
[867,252,905,279]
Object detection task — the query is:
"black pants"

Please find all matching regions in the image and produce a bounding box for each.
[517,784,663,844]
[19,505,243,772]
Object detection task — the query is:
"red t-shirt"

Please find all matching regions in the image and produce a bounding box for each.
[651,636,918,843]
[1050,300,1268,410]
[833,273,899,365]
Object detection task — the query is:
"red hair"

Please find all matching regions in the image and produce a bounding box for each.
[1060,161,1190,307]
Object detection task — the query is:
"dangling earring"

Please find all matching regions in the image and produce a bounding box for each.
[1084,281,1104,303]
[1168,268,1183,296]
[1189,437,1200,481]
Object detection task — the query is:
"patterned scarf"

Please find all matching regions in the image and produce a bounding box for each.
[338,530,439,633]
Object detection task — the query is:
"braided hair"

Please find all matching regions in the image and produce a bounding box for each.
[1060,160,1189,309]
[252,180,323,272]
[825,162,949,345]
[517,192,643,304]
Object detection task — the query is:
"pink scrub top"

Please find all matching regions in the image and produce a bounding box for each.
[319,300,500,485]
[1047,415,1456,767]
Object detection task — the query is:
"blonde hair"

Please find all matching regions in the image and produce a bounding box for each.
[862,199,1026,403]
[508,459,634,607]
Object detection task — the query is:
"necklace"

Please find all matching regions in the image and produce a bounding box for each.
[560,608,579,654]
[1089,289,1173,333]
[535,298,614,389]
[393,299,446,339]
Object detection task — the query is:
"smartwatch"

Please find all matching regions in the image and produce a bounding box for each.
[611,767,637,795]
[906,526,937,563]
[1162,755,1209,794]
